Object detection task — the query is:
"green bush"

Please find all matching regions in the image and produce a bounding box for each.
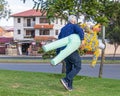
[78,49,87,55]
[38,48,56,59]
[38,47,44,54]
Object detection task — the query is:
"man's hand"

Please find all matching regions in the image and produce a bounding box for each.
[79,40,85,50]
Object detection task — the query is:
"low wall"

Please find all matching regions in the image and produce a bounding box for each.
[6,48,18,56]
[102,43,120,55]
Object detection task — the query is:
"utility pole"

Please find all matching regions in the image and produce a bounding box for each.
[99,25,106,78]
[97,0,106,78]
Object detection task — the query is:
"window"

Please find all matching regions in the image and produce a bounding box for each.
[25,30,35,38]
[40,18,49,23]
[26,30,31,35]
[55,30,59,35]
[17,29,21,34]
[56,18,58,24]
[33,17,35,21]
[27,19,31,26]
[39,29,49,35]
[60,18,62,25]
[17,18,21,23]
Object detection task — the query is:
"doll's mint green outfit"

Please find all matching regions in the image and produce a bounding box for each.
[42,34,81,65]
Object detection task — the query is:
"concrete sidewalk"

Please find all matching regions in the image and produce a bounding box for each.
[0,54,120,60]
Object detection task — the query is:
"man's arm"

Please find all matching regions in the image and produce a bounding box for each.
[74,24,85,49]
[74,24,84,41]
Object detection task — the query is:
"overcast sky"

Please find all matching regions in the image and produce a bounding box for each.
[0,0,85,26]
[0,0,34,26]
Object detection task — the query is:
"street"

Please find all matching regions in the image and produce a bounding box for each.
[0,63,120,80]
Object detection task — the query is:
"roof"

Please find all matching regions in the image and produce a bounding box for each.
[0,27,6,33]
[0,27,6,36]
[2,26,14,32]
[11,9,46,17]
[0,26,13,37]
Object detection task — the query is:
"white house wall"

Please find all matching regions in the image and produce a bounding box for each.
[14,17,34,41]
[34,18,66,38]
[35,17,40,24]
[52,18,66,38]
[35,29,39,36]
[13,15,66,41]
[14,17,24,40]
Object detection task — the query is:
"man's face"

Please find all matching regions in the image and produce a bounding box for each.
[72,19,77,24]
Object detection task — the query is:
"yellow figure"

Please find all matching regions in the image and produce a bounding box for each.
[80,23,101,67]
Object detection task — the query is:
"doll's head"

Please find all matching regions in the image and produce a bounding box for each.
[92,24,101,33]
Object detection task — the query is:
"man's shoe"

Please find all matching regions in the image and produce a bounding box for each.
[67,87,73,91]
[60,78,72,91]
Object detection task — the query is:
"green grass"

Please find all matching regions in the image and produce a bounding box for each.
[0,70,120,96]
[0,59,50,63]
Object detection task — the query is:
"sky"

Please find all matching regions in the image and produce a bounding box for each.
[0,0,85,26]
[0,0,34,26]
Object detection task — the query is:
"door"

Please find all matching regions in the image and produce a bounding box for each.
[27,19,31,26]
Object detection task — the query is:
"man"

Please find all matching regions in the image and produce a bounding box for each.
[57,15,85,91]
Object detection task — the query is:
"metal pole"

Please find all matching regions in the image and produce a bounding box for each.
[99,25,106,78]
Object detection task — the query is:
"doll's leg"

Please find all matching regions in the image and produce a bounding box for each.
[42,36,69,52]
[51,34,81,65]
[99,40,105,49]
[91,49,100,67]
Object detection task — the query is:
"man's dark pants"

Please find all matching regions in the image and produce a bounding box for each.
[64,50,81,88]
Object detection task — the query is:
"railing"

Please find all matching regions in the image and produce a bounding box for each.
[23,22,35,27]
[24,35,34,39]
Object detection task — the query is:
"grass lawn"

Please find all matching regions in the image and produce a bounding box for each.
[0,70,120,96]
[0,59,50,63]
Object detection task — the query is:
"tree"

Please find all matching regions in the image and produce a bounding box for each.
[21,0,119,76]
[31,0,110,76]
[42,0,109,25]
[105,1,120,59]
[0,0,11,19]
[21,0,109,24]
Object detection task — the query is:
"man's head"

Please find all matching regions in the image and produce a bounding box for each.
[68,15,77,24]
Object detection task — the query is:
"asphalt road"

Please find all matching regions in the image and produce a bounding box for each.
[0,63,120,80]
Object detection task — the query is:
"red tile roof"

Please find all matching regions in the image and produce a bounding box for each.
[3,26,14,32]
[0,27,13,37]
[0,27,6,36]
[34,24,54,29]
[11,9,46,17]
[0,27,5,33]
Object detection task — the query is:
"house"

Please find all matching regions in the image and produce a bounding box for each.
[0,26,14,54]
[0,27,5,36]
[0,26,14,37]
[11,9,66,55]
[2,26,14,37]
